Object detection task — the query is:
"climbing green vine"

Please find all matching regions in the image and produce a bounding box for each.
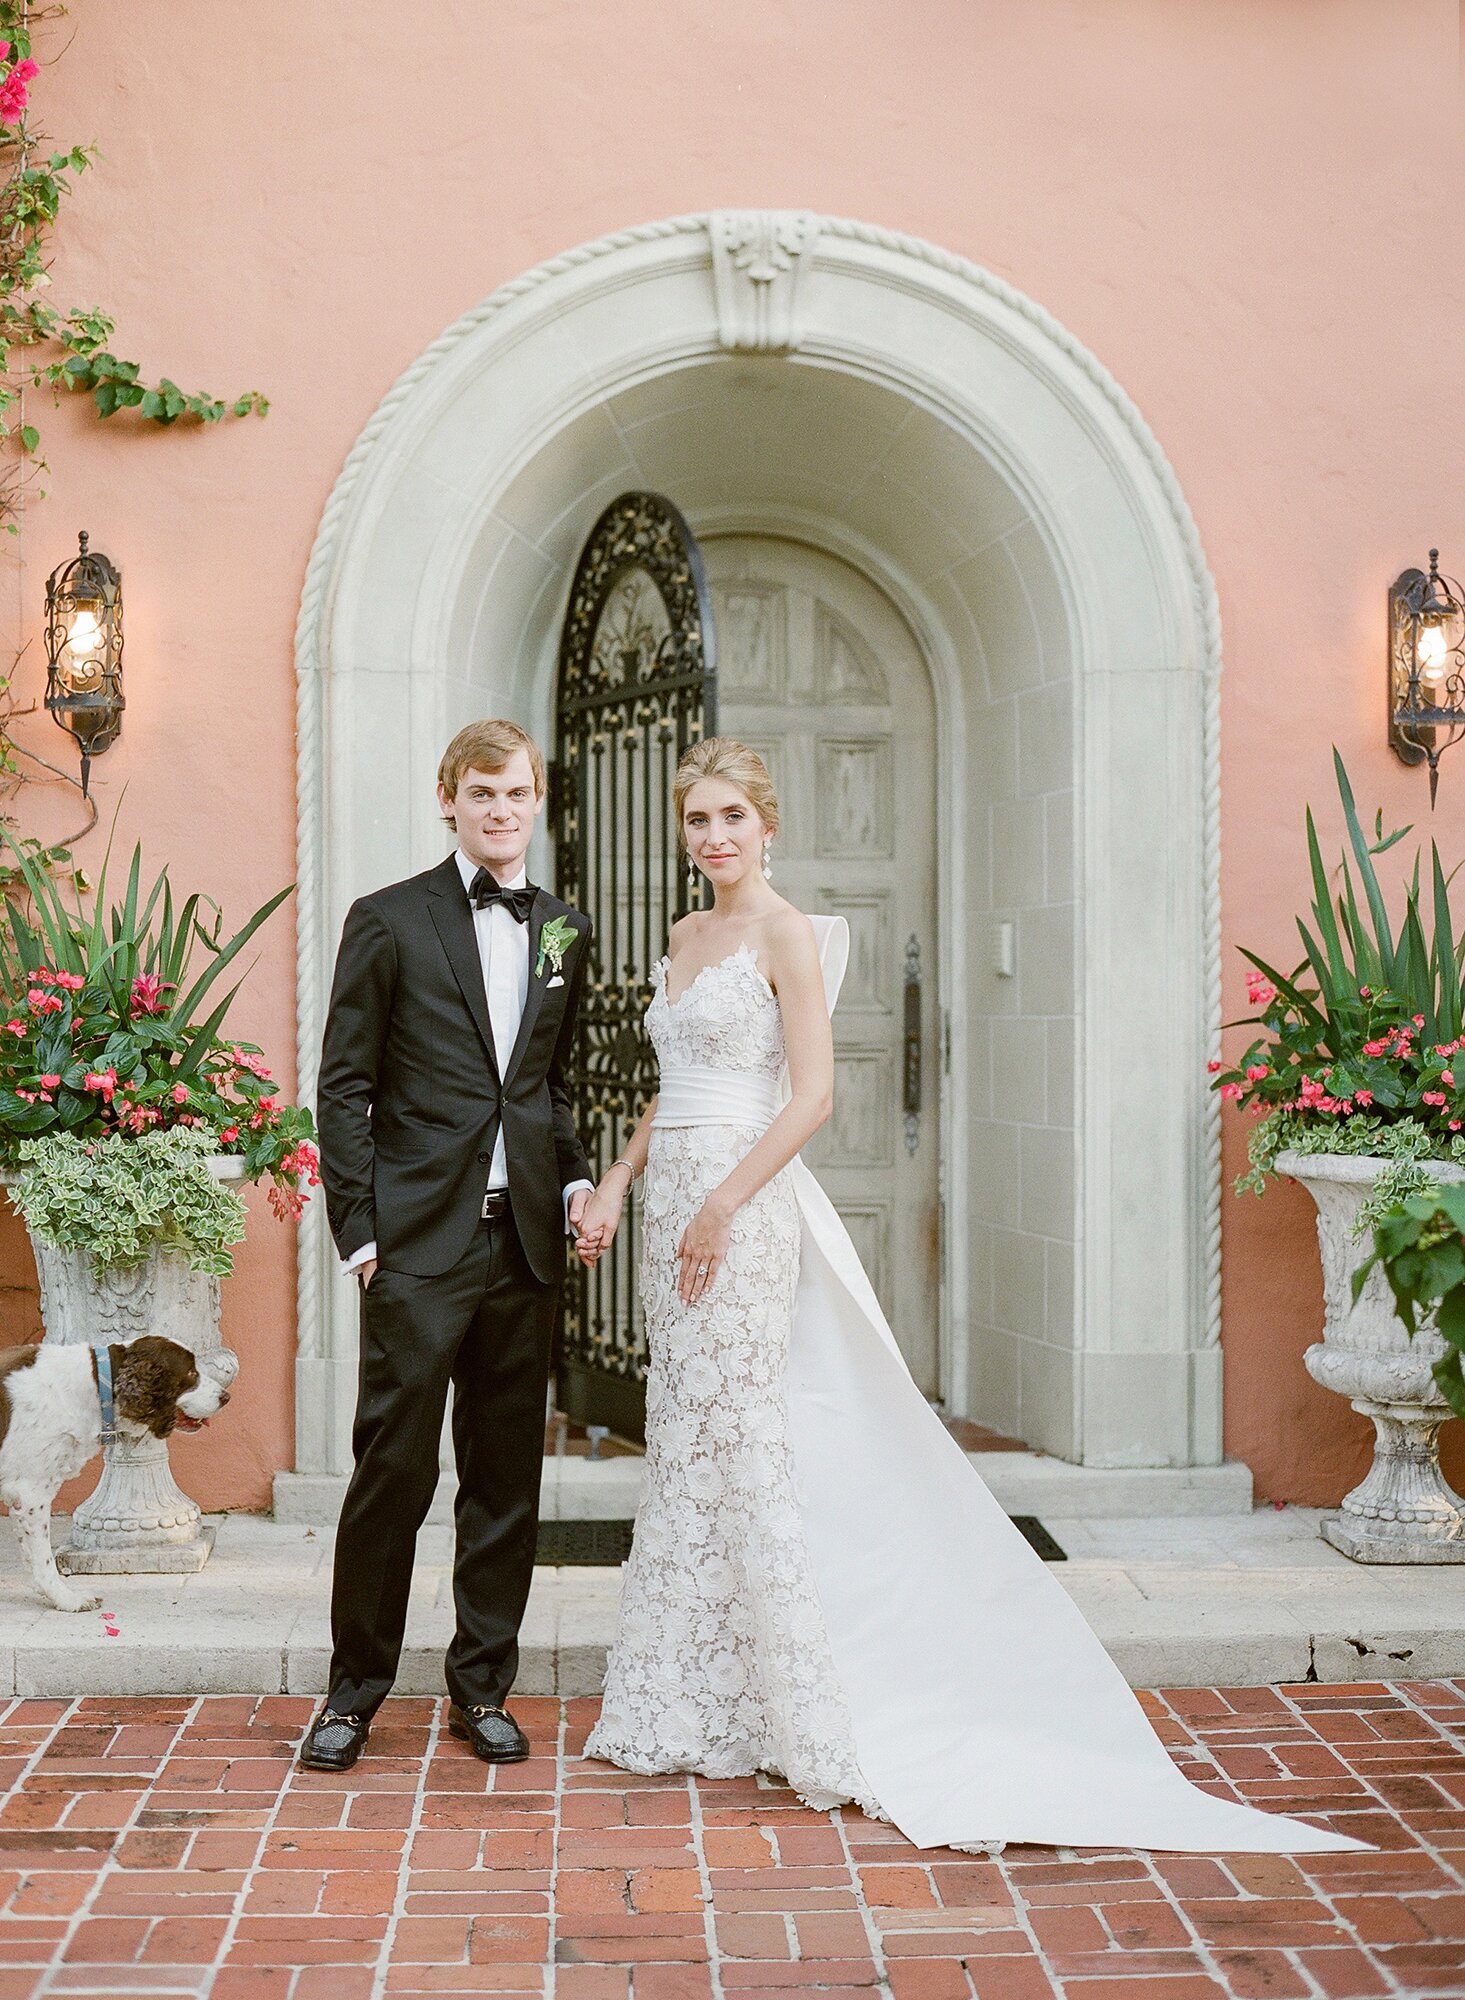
[0,2,266,855]
[0,0,267,517]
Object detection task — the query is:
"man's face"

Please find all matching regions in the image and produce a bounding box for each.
[438,748,544,878]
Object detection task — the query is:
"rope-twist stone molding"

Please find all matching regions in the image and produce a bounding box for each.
[294,211,1223,1374]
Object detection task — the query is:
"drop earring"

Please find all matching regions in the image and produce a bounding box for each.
[762,839,773,881]
[686,855,697,894]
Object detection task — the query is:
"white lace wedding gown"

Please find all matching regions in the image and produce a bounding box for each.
[583,920,1366,1855]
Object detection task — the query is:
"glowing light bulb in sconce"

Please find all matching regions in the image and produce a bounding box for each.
[65,607,103,661]
[1417,620,1451,700]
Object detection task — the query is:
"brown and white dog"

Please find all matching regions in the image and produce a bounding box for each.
[0,1336,229,1613]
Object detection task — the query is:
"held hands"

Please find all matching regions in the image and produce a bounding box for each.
[677,1194,733,1305]
[574,1173,628,1269]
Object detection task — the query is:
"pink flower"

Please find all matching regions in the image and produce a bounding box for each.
[52,971,84,992]
[0,41,11,61]
[0,73,30,123]
[12,58,37,82]
[171,1084,189,1105]
[1363,1040,1387,1058]
[25,990,62,1015]
[1355,1089,1374,1106]
[83,1069,118,1102]
[129,974,174,1017]
[1452,1121,1463,1132]
[1414,1015,1426,1029]
[1442,1070,1456,1089]
[219,1124,240,1144]
[1206,1060,1223,1074]
[1423,1091,1447,1107]
[38,1074,60,1090]
[1245,1064,1269,1082]
[1219,1082,1244,1101]
[1359,986,1371,999]
[4,1020,23,1037]
[1245,972,1277,1009]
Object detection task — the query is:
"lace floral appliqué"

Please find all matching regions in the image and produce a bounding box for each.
[583,949,881,1818]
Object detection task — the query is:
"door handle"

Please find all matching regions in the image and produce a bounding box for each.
[903,934,921,1156]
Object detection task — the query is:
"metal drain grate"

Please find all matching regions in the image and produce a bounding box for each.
[1011,1515,1067,1561]
[536,1516,1066,1566]
[536,1519,636,1565]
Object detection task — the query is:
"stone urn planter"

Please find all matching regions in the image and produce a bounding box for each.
[1279,1147,1465,1563]
[5,1156,243,1574]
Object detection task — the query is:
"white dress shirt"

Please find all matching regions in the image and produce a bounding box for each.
[343,849,592,1274]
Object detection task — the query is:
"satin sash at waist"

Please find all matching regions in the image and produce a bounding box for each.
[653,1065,779,1129]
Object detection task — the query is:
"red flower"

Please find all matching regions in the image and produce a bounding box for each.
[171,1084,189,1105]
[84,1069,118,1102]
[219,1124,240,1144]
[129,974,174,1017]
[4,1020,24,1037]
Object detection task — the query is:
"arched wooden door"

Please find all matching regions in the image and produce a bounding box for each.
[552,493,717,1440]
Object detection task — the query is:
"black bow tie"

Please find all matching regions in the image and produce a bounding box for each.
[468,870,535,923]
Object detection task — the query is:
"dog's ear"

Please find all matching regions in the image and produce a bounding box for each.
[114,1337,197,1439]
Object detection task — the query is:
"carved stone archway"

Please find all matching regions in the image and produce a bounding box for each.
[289,213,1223,1497]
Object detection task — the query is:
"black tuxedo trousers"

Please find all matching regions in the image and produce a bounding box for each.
[328,1207,557,1719]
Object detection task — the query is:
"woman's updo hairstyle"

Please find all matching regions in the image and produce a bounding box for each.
[673,737,781,852]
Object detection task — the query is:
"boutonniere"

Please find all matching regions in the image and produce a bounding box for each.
[535,914,577,981]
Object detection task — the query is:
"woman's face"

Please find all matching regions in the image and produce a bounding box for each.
[682,776,769,889]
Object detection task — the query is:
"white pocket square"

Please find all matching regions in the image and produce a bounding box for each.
[547,974,565,988]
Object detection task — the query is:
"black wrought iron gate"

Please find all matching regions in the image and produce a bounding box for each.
[551,493,717,1441]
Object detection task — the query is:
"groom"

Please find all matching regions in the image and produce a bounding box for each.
[301,719,594,1772]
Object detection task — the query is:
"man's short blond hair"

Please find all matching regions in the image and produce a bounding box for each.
[437,720,547,801]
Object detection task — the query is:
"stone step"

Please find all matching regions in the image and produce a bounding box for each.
[271,1452,1257,1525]
[6,1505,1464,1700]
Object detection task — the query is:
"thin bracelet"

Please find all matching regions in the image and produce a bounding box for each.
[607,1157,637,1185]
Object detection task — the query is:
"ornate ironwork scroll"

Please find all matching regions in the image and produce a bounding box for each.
[552,492,717,1440]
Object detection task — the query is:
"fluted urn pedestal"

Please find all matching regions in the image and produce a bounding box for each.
[1279,1148,1465,1564]
[15,1157,243,1574]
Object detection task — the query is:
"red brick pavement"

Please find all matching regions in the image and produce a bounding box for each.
[0,1681,1461,1998]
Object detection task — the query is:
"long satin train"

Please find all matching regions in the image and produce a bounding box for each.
[777,916,1367,1854]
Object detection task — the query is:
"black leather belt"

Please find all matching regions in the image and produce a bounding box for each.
[480,1190,510,1221]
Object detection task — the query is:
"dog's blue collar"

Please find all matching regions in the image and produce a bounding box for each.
[92,1344,118,1443]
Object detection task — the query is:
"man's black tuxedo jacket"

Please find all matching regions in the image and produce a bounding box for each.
[317,856,593,1286]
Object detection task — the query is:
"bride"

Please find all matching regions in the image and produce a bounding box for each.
[570,737,1365,1856]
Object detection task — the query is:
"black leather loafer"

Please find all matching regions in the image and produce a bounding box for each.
[447,1701,529,1762]
[298,1709,370,1771]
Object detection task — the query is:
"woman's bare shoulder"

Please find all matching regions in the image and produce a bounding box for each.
[665,912,704,956]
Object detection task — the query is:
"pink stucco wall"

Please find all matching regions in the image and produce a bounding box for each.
[3,0,1463,1507]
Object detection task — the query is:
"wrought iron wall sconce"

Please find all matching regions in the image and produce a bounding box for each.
[1388,549,1465,807]
[44,532,124,799]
